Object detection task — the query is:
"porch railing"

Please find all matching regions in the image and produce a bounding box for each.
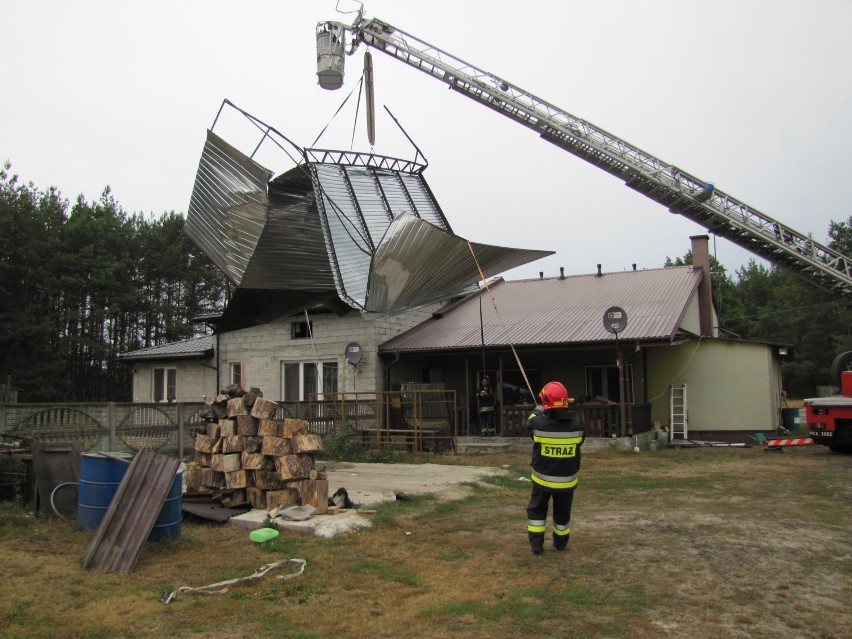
[500,403,652,438]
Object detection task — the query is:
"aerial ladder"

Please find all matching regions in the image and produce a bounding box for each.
[317,10,852,298]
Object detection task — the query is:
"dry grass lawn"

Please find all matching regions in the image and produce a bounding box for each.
[0,444,849,639]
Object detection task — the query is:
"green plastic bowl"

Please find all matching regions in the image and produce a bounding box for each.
[249,527,280,543]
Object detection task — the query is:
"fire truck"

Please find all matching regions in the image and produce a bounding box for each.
[805,352,852,452]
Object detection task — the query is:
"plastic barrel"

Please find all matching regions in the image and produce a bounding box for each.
[76,452,132,531]
[148,464,184,542]
[76,453,183,542]
[781,407,801,432]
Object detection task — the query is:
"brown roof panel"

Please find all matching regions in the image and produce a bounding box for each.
[379,266,701,352]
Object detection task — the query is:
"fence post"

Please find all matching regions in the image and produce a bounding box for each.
[177,402,185,460]
[108,402,116,450]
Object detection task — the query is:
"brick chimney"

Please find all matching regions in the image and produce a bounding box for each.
[690,235,714,337]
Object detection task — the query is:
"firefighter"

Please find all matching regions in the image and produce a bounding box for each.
[476,374,496,435]
[526,381,585,554]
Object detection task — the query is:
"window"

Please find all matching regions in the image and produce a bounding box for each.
[153,367,176,402]
[281,361,338,401]
[230,362,243,387]
[291,321,313,339]
[585,365,633,403]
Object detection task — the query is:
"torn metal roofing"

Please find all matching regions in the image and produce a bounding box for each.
[185,102,552,323]
[118,336,214,362]
[379,265,703,352]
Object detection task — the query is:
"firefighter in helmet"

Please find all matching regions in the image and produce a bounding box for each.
[526,381,585,554]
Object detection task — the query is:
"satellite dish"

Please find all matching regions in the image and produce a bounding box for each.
[603,306,628,335]
[345,342,363,365]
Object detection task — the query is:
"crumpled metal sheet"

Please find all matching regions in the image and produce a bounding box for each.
[185,131,272,287]
[366,212,551,313]
[185,119,553,320]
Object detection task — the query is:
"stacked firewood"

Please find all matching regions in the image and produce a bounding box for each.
[186,386,328,513]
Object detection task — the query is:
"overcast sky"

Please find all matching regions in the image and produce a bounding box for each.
[3,0,850,282]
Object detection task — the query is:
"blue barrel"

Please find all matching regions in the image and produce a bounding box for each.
[781,407,801,432]
[76,453,183,542]
[149,464,184,542]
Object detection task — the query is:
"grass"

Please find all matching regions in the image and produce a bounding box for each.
[0,445,850,639]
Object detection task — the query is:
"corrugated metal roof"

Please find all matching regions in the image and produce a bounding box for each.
[184,106,553,322]
[118,336,213,362]
[379,266,702,352]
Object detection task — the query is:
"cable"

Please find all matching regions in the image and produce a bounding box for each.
[466,241,536,402]
[647,335,705,403]
[49,481,78,522]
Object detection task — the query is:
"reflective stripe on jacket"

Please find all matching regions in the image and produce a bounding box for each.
[528,408,585,492]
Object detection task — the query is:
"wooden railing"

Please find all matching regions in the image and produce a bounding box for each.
[500,403,652,438]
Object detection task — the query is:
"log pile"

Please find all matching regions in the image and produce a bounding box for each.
[187,385,328,513]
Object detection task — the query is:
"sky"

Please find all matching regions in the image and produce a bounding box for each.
[2,0,851,282]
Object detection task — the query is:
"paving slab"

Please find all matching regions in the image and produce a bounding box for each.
[229,461,510,539]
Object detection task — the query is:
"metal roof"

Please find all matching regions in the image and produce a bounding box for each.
[379,266,702,352]
[118,336,214,362]
[185,104,552,323]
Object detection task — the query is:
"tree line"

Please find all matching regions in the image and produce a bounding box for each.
[1,162,849,402]
[666,219,852,399]
[0,162,228,402]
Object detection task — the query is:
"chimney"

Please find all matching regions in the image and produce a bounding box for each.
[539,271,543,280]
[596,264,602,277]
[690,234,714,337]
[632,263,636,271]
[559,267,565,280]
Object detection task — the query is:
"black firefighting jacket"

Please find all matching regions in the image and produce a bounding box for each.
[528,407,585,492]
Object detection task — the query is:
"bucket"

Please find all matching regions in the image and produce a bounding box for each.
[76,452,183,542]
[781,408,801,432]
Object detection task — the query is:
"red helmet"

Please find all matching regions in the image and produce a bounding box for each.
[539,381,571,409]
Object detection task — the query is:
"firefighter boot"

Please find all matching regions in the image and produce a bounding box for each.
[529,533,545,554]
[553,531,569,551]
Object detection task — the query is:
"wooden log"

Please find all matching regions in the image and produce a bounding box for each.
[247,487,266,510]
[241,451,266,470]
[243,436,263,453]
[291,433,323,454]
[225,470,251,489]
[226,397,248,417]
[210,453,241,473]
[251,397,280,420]
[254,470,290,491]
[218,419,236,437]
[258,419,282,438]
[194,434,217,454]
[220,435,244,453]
[275,454,312,481]
[266,488,300,510]
[236,415,258,436]
[206,423,221,439]
[222,489,247,507]
[282,418,309,438]
[261,436,292,457]
[194,451,212,467]
[299,479,328,515]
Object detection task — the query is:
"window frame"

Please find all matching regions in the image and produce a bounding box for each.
[152,367,177,402]
[281,360,338,401]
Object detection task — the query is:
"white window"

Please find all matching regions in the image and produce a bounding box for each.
[153,367,176,402]
[281,361,338,401]
[230,362,243,387]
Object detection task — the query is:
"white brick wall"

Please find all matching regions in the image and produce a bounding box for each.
[217,306,440,400]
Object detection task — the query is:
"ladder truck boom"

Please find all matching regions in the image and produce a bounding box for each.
[318,13,852,298]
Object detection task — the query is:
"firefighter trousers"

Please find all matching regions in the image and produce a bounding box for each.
[527,484,574,537]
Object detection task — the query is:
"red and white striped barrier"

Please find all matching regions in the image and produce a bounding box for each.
[766,437,814,447]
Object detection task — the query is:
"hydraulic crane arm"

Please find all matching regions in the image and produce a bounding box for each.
[324,14,852,298]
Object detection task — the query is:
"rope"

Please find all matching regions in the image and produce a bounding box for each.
[160,558,307,604]
[466,241,536,402]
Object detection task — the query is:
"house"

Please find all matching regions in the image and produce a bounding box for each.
[119,335,216,403]
[121,235,787,442]
[378,235,788,441]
